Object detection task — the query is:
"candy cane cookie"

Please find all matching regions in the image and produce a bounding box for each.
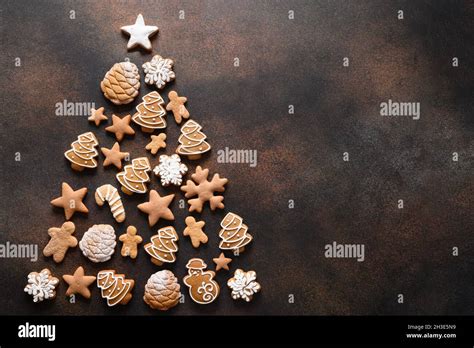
[95,184,126,222]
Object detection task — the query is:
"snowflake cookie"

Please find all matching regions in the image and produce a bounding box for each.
[227,269,261,302]
[153,154,188,186]
[24,269,59,302]
[142,55,175,89]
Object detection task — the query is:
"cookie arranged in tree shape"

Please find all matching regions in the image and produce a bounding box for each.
[132,91,167,132]
[43,221,78,263]
[181,166,228,213]
[64,131,99,171]
[97,270,134,306]
[100,62,140,105]
[144,226,179,266]
[176,120,211,159]
[121,14,158,51]
[183,258,220,304]
[24,269,59,303]
[143,270,181,311]
[95,184,126,223]
[218,212,253,253]
[116,157,151,195]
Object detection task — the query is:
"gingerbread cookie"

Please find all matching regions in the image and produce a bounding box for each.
[166,91,189,124]
[43,221,78,263]
[176,120,211,160]
[101,142,129,170]
[213,252,232,272]
[105,114,135,142]
[144,227,179,266]
[121,14,158,51]
[183,258,220,304]
[64,131,99,171]
[62,266,96,299]
[143,55,175,89]
[183,216,208,248]
[79,224,117,263]
[227,269,261,302]
[101,62,140,105]
[181,166,228,213]
[88,107,108,126]
[95,184,126,223]
[143,270,181,311]
[137,190,174,226]
[132,91,167,132]
[50,182,88,220]
[145,133,167,155]
[97,270,134,306]
[24,269,59,303]
[116,157,151,195]
[119,226,142,259]
[153,154,188,187]
[219,212,253,253]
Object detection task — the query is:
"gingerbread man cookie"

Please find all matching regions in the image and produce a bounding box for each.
[183,216,208,248]
[43,221,78,263]
[145,133,167,155]
[166,91,189,124]
[119,226,142,259]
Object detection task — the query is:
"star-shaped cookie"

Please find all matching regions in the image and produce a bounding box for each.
[137,190,174,226]
[213,252,232,271]
[50,182,88,220]
[121,14,158,51]
[88,107,108,126]
[101,142,129,170]
[105,114,135,142]
[62,266,96,299]
[145,133,167,155]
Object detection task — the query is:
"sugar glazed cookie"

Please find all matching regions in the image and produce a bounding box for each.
[116,157,151,195]
[227,269,261,302]
[142,55,175,89]
[183,258,220,304]
[101,62,140,105]
[121,14,158,51]
[97,270,134,306]
[153,154,188,187]
[64,131,99,171]
[79,224,117,263]
[143,270,181,311]
[176,120,211,160]
[95,184,126,223]
[24,269,59,303]
[144,227,179,266]
[43,221,78,263]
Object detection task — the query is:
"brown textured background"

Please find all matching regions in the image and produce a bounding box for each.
[1,0,473,315]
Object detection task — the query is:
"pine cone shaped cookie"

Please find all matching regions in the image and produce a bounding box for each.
[143,270,181,310]
[101,62,140,105]
[79,224,117,263]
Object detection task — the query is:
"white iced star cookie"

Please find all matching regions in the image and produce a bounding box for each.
[121,14,158,51]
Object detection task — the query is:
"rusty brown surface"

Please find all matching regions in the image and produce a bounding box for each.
[0,0,473,315]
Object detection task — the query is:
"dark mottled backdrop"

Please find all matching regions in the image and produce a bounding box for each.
[1,0,473,315]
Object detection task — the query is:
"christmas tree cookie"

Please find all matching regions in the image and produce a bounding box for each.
[116,157,151,195]
[132,91,167,133]
[97,270,134,306]
[218,212,253,253]
[64,132,99,171]
[176,120,211,159]
[144,227,179,266]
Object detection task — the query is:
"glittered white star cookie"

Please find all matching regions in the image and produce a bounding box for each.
[121,14,158,51]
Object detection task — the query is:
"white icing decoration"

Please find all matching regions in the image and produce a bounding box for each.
[145,227,178,264]
[95,184,125,222]
[227,269,261,302]
[116,157,151,194]
[218,212,253,251]
[153,154,188,186]
[177,120,210,156]
[24,269,59,303]
[79,224,116,263]
[97,270,133,307]
[120,14,158,51]
[142,55,175,89]
[64,131,98,168]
